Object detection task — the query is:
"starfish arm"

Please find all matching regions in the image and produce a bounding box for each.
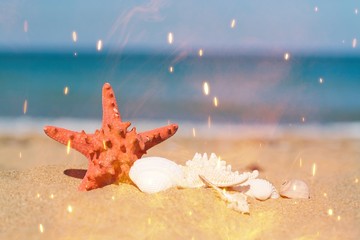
[139,124,178,152]
[102,83,122,129]
[78,163,111,191]
[43,126,92,157]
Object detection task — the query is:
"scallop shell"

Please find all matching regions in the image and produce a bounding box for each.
[179,153,258,188]
[129,157,183,194]
[280,179,310,199]
[239,178,279,201]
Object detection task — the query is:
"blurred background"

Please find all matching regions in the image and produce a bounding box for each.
[0,0,359,137]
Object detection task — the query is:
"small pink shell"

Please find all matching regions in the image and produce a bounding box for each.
[280,179,310,199]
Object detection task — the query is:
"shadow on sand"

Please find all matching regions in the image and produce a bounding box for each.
[64,169,87,179]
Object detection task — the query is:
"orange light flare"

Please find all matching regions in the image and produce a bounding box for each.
[323,192,327,198]
[64,86,69,95]
[284,52,290,61]
[198,49,203,57]
[355,178,359,184]
[23,99,28,114]
[203,82,210,96]
[97,40,103,51]
[230,19,236,28]
[352,38,357,48]
[169,66,174,73]
[102,140,107,150]
[39,224,44,233]
[327,208,333,216]
[208,116,211,128]
[23,20,28,33]
[72,31,77,43]
[213,97,218,107]
[66,139,71,155]
[67,205,73,213]
[337,215,341,221]
[50,194,54,199]
[192,128,196,137]
[312,163,317,177]
[216,156,222,168]
[299,157,302,167]
[147,217,152,225]
[168,32,173,44]
[19,152,22,159]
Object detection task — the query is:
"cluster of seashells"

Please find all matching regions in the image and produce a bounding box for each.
[129,153,309,214]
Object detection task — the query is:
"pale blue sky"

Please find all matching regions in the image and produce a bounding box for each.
[0,0,359,53]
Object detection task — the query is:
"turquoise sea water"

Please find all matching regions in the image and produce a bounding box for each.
[0,52,360,136]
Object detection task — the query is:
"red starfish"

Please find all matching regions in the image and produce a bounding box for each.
[44,83,178,191]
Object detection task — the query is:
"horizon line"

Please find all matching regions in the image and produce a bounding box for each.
[1,45,360,57]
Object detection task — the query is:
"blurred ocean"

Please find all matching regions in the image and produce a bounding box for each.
[1,51,360,138]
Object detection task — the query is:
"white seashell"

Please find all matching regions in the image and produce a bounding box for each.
[179,153,258,188]
[238,178,279,201]
[280,179,310,199]
[199,175,249,214]
[129,157,183,194]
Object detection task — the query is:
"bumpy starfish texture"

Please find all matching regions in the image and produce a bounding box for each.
[44,83,178,191]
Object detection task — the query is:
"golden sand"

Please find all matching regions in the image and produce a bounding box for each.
[0,135,359,239]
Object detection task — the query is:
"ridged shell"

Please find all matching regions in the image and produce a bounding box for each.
[280,179,310,199]
[240,178,279,201]
[179,153,258,188]
[129,157,183,194]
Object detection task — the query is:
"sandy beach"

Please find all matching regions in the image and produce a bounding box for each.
[2,0,360,239]
[0,133,359,239]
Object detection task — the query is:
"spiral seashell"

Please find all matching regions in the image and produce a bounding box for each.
[179,153,258,188]
[280,179,310,199]
[129,157,183,194]
[240,178,279,201]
